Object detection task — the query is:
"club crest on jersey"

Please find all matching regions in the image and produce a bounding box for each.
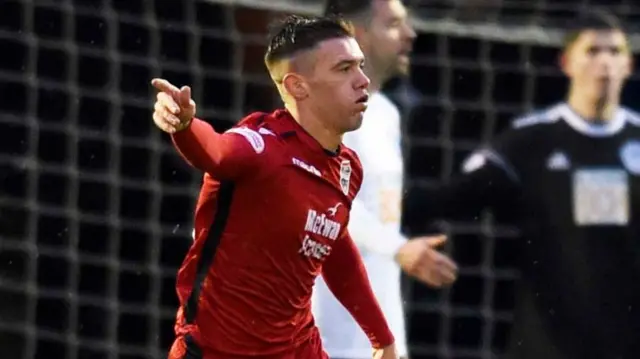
[339,160,352,195]
[620,141,640,175]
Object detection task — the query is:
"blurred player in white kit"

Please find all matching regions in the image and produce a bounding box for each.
[313,1,458,358]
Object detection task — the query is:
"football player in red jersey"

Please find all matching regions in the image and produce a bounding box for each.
[151,15,453,359]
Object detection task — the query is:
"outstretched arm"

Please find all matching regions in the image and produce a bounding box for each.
[349,198,406,257]
[350,199,458,287]
[403,125,530,232]
[170,119,264,180]
[342,127,457,288]
[151,78,264,180]
[322,231,395,349]
[403,149,521,233]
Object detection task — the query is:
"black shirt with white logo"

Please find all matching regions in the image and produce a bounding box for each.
[403,103,640,359]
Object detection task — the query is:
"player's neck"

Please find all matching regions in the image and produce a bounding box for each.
[287,106,342,152]
[567,92,618,122]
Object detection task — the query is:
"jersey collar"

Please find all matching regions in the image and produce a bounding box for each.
[270,109,342,157]
[559,103,627,137]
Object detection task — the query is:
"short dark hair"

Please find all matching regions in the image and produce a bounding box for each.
[563,9,624,49]
[324,0,373,18]
[264,14,353,67]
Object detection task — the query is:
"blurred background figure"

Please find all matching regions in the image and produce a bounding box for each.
[403,9,640,359]
[313,1,457,359]
[0,1,638,359]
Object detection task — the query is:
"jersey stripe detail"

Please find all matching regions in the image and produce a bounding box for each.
[511,103,562,129]
[463,149,520,183]
[482,149,520,183]
[184,181,236,324]
[624,107,640,127]
[182,334,203,359]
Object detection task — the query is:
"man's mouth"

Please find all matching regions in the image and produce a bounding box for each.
[356,94,369,104]
[399,48,412,56]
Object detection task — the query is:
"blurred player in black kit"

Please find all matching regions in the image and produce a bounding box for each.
[403,10,640,359]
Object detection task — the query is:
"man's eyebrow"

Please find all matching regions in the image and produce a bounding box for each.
[332,58,364,68]
[387,14,404,23]
[586,43,627,50]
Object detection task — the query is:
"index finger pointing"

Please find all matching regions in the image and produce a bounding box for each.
[151,78,180,97]
[179,86,192,108]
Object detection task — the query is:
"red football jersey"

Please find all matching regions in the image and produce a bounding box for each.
[169,109,394,357]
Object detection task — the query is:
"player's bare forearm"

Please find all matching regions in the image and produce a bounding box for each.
[322,232,394,349]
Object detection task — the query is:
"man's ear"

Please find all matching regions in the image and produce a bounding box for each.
[559,51,570,77]
[624,52,634,79]
[353,25,369,49]
[282,73,308,100]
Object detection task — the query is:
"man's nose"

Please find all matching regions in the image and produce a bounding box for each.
[595,50,615,64]
[355,68,370,89]
[597,59,614,75]
[403,22,416,41]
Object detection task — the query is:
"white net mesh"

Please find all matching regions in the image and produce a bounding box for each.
[0,1,638,359]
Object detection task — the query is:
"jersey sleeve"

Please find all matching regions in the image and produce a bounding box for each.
[402,129,523,232]
[469,127,525,182]
[348,199,406,258]
[341,129,406,259]
[170,118,266,180]
[321,231,395,349]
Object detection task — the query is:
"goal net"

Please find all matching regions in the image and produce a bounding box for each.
[0,1,637,359]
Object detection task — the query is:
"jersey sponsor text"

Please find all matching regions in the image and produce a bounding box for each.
[304,209,341,240]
